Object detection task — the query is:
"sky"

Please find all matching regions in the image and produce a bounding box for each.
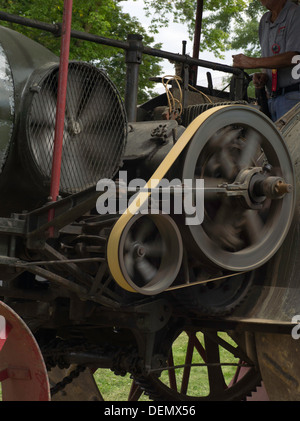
[120,0,239,92]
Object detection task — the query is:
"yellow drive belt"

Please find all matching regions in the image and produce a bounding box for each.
[107,105,229,292]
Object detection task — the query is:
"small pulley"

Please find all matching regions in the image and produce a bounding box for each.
[108,213,183,295]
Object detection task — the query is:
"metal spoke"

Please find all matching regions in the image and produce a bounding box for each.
[143,240,163,257]
[243,210,264,245]
[167,350,177,391]
[204,200,244,251]
[238,129,262,169]
[204,332,227,396]
[124,252,134,278]
[124,231,134,252]
[128,381,143,401]
[191,333,207,362]
[218,148,237,180]
[180,332,195,394]
[135,258,157,283]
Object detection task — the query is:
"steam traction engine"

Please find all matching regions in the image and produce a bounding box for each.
[0,7,299,401]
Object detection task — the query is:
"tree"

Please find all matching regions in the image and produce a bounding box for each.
[140,0,299,58]
[138,0,266,96]
[0,0,280,101]
[139,0,255,59]
[0,0,162,103]
[230,0,265,57]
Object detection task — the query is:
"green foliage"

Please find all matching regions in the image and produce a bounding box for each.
[231,0,266,56]
[0,0,271,100]
[139,0,263,59]
[0,0,162,103]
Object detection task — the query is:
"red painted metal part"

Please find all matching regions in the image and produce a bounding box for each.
[0,315,11,351]
[48,0,73,235]
[0,300,50,401]
[191,0,204,86]
[229,366,269,401]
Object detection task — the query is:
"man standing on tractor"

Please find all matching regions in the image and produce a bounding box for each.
[232,0,300,121]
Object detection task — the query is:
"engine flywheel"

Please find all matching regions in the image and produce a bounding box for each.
[181,105,295,271]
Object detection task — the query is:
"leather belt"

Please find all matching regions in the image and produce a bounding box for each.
[270,83,300,98]
[107,105,230,293]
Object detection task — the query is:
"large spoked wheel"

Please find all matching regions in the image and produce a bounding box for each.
[182,105,295,272]
[134,328,261,401]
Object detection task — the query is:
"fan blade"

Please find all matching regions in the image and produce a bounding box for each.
[79,86,116,128]
[66,69,84,120]
[30,87,57,127]
[60,134,95,190]
[65,133,113,179]
[30,127,55,175]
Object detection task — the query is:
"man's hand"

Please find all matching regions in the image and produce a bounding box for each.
[252,72,269,88]
[232,54,257,69]
[233,51,299,69]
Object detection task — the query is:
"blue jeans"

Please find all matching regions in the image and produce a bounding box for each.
[268,91,300,121]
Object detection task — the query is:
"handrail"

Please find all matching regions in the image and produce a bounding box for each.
[0,10,242,76]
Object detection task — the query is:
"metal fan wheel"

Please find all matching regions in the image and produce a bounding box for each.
[181,105,295,272]
[118,214,183,295]
[22,61,127,194]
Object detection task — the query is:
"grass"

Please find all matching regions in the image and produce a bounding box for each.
[0,331,239,401]
[94,370,150,401]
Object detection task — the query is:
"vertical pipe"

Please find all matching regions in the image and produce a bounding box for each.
[48,0,73,235]
[191,0,204,86]
[125,34,143,122]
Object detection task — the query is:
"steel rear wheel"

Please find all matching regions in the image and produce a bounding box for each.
[134,328,261,401]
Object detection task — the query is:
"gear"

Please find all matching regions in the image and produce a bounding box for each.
[171,267,255,317]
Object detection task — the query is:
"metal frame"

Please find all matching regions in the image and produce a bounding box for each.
[0,9,247,123]
[1,4,299,402]
[0,6,250,243]
[48,0,73,235]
